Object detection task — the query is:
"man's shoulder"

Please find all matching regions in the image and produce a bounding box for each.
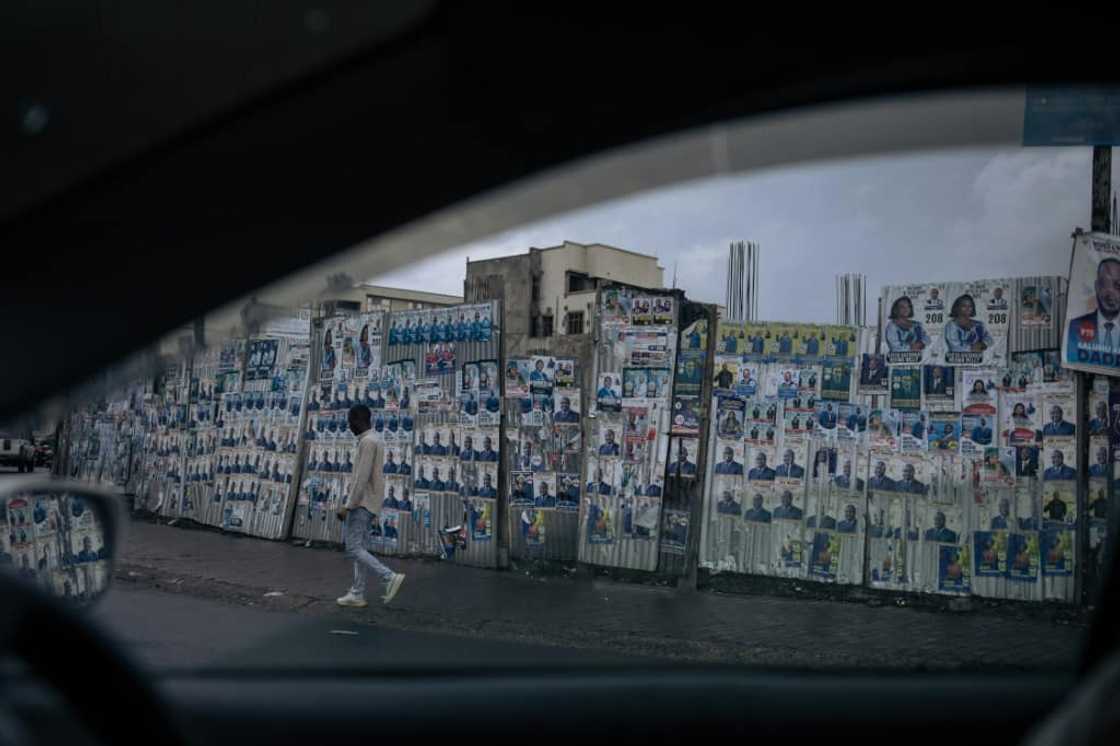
[1070,310,1097,325]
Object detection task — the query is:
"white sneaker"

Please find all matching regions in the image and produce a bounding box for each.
[382,573,406,605]
[336,591,368,608]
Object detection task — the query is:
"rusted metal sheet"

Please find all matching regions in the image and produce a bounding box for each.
[578,285,682,572]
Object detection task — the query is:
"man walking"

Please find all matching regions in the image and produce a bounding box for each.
[336,405,406,607]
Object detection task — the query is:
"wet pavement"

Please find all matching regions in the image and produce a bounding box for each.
[106,518,1086,671]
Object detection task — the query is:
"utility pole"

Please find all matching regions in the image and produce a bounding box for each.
[1080,146,1111,606]
[1092,147,1111,232]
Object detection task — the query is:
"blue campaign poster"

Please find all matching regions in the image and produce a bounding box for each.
[1040,529,1074,576]
[1006,533,1040,582]
[973,531,1008,578]
[937,544,971,594]
[808,532,840,580]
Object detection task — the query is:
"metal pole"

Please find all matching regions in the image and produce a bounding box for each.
[1077,371,1090,605]
[1081,146,1111,604]
[1092,147,1112,233]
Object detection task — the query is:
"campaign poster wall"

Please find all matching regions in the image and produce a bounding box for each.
[881,280,1011,367]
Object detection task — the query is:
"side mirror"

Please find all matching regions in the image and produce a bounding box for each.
[0,478,121,607]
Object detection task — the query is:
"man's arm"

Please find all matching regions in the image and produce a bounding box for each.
[345,437,378,512]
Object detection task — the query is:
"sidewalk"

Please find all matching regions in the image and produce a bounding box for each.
[115,519,1084,670]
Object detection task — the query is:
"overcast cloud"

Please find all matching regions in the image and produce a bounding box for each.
[369,147,1100,324]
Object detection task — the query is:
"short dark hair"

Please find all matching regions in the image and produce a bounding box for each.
[1098,257,1120,277]
[348,404,372,425]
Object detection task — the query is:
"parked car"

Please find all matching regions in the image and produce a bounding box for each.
[34,441,53,467]
[0,427,36,472]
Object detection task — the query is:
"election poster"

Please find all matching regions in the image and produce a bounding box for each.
[1041,481,1075,525]
[858,353,889,394]
[868,409,900,451]
[814,401,840,437]
[770,324,803,357]
[975,447,1015,487]
[521,508,546,546]
[668,436,700,479]
[553,358,576,388]
[744,417,778,448]
[595,373,623,413]
[716,321,749,355]
[1006,533,1040,583]
[776,526,805,569]
[832,447,866,492]
[1089,383,1110,437]
[973,531,1008,577]
[734,363,761,397]
[468,499,493,541]
[681,317,708,351]
[836,325,861,358]
[1041,439,1077,482]
[713,477,743,517]
[1020,281,1055,329]
[1041,392,1077,439]
[1089,437,1111,478]
[923,365,956,410]
[651,296,675,326]
[1007,350,1069,392]
[783,406,815,445]
[768,368,801,400]
[745,398,779,427]
[622,367,649,400]
[808,532,842,581]
[820,360,853,401]
[585,495,616,544]
[674,351,704,397]
[890,367,922,411]
[943,280,1010,367]
[1015,445,1040,479]
[899,411,928,454]
[938,544,971,594]
[837,402,868,441]
[625,330,672,367]
[630,296,654,325]
[882,285,938,365]
[424,342,456,376]
[715,396,746,439]
[1000,392,1040,447]
[601,288,631,325]
[670,396,702,436]
[960,413,995,456]
[1062,232,1120,375]
[961,370,999,415]
[882,280,1011,367]
[1041,529,1074,576]
[246,339,279,381]
[660,509,689,554]
[712,359,739,392]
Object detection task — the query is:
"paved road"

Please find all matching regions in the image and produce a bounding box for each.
[93,586,647,670]
[1,472,1088,672]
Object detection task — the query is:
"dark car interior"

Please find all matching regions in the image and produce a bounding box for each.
[3,3,1120,744]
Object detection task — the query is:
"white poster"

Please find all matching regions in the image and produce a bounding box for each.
[1062,232,1120,375]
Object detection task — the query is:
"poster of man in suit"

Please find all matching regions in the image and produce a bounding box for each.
[1063,233,1120,374]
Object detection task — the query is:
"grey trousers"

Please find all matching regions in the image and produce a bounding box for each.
[344,507,393,596]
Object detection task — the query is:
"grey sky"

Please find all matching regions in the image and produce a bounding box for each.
[369,147,1097,323]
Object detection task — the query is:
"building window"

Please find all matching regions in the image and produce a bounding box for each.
[567,271,595,293]
[541,313,554,338]
[566,311,584,335]
[532,275,541,302]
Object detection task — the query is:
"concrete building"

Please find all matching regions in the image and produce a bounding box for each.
[465,241,664,339]
[337,284,463,313]
[464,240,665,389]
